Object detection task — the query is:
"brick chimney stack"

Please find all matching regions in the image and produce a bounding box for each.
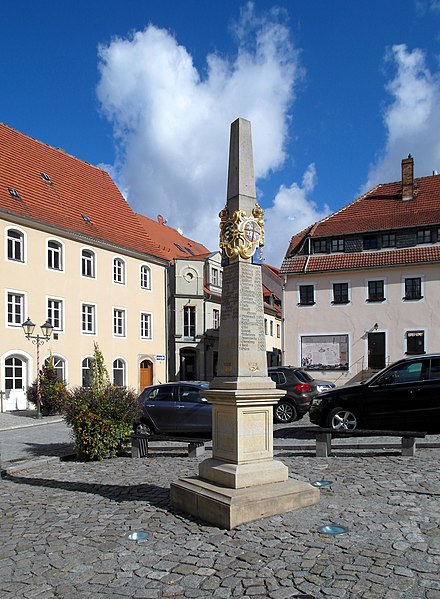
[401,154,414,201]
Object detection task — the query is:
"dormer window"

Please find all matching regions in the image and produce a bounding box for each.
[313,239,327,253]
[331,238,344,252]
[417,229,431,244]
[382,233,396,248]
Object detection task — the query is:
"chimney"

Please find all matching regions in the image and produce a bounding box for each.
[401,154,414,200]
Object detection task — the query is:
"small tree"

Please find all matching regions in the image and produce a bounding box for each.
[27,355,68,416]
[89,342,110,397]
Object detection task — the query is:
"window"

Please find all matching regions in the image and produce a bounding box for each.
[299,285,315,306]
[81,249,95,278]
[45,355,66,382]
[183,306,196,338]
[141,312,152,339]
[47,298,63,331]
[264,318,268,334]
[368,280,385,302]
[331,238,344,252]
[333,283,349,304]
[313,239,327,253]
[7,229,24,262]
[113,308,126,337]
[404,277,422,300]
[47,240,62,270]
[417,229,431,244]
[140,265,151,290]
[82,357,93,387]
[113,359,126,386]
[301,334,349,371]
[363,235,378,250]
[113,257,125,284]
[213,309,220,329]
[377,360,425,385]
[270,321,274,336]
[406,331,425,355]
[81,303,96,334]
[277,324,281,338]
[382,233,396,248]
[211,268,220,286]
[7,292,24,326]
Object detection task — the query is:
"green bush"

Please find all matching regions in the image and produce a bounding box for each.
[27,358,68,416]
[64,385,140,461]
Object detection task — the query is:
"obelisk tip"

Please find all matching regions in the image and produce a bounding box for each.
[227,118,256,203]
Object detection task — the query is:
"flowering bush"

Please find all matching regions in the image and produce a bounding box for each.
[27,358,68,415]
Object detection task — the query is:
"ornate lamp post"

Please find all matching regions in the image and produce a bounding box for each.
[22,317,54,419]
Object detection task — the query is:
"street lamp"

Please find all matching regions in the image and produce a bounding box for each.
[22,317,54,419]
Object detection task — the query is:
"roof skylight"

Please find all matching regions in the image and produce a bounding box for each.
[40,172,52,183]
[81,213,92,224]
[8,187,21,199]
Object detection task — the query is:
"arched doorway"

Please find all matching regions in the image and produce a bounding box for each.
[3,355,28,411]
[140,359,153,391]
[180,349,197,381]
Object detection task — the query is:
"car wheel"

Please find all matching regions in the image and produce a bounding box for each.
[134,421,153,435]
[327,407,358,430]
[275,401,298,423]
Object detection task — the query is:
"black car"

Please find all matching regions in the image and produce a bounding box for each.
[134,381,211,435]
[309,354,440,432]
[268,366,335,423]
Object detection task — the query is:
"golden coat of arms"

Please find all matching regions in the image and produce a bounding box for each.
[219,203,265,260]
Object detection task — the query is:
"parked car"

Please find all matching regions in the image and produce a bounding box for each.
[268,366,335,423]
[309,354,440,432]
[134,382,211,435]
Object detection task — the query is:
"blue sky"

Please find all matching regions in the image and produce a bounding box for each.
[2,1,440,265]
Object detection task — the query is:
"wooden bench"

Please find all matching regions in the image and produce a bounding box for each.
[131,434,210,458]
[308,428,427,457]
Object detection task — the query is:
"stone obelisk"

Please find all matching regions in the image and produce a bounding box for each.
[170,118,319,529]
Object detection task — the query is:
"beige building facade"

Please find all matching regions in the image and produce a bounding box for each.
[1,124,169,411]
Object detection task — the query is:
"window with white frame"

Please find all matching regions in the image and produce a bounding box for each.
[47,240,63,270]
[47,298,63,331]
[183,306,196,338]
[270,320,274,336]
[140,312,152,339]
[264,318,268,335]
[113,257,125,284]
[7,292,24,326]
[113,308,126,337]
[82,357,93,387]
[140,265,151,290]
[81,249,95,278]
[7,229,24,262]
[213,309,220,329]
[211,268,220,287]
[81,303,96,334]
[45,355,66,382]
[277,323,281,338]
[113,358,126,386]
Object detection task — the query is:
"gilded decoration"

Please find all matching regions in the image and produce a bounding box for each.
[219,203,265,259]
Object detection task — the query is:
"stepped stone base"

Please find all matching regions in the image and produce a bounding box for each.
[170,476,319,530]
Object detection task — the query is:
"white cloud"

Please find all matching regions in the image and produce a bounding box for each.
[365,44,440,189]
[264,164,330,266]
[96,3,304,262]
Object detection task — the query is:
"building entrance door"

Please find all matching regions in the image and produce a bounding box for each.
[139,360,153,391]
[180,349,197,380]
[368,332,386,370]
[4,356,27,411]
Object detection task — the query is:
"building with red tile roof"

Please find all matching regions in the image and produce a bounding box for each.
[280,155,440,384]
[1,122,170,406]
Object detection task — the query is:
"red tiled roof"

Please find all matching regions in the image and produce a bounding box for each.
[0,123,169,261]
[281,245,440,274]
[281,163,440,274]
[136,213,210,262]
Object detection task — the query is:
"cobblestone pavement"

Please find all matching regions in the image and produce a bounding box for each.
[1,444,439,598]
